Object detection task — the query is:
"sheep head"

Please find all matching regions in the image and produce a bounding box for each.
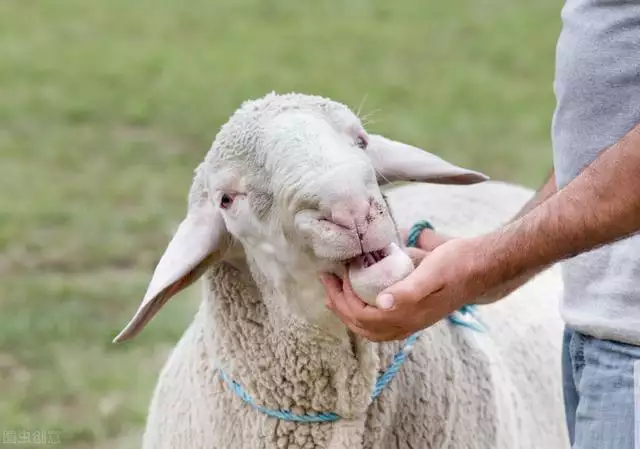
[114,92,487,343]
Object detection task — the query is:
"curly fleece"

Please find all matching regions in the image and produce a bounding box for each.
[141,179,569,449]
[129,93,570,448]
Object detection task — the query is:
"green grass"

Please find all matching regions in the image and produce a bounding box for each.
[0,0,560,447]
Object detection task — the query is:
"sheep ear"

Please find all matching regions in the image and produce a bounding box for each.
[113,201,229,343]
[367,134,489,185]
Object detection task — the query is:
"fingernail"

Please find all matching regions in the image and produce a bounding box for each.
[377,293,394,310]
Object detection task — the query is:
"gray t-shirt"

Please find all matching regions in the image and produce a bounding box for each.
[552,0,640,345]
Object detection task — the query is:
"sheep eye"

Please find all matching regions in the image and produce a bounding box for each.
[220,193,234,209]
[355,136,368,150]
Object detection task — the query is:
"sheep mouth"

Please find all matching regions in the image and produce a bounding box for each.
[349,247,390,269]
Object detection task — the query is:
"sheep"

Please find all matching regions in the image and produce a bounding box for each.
[113,92,570,449]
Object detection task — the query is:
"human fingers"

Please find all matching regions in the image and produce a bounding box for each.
[417,229,452,251]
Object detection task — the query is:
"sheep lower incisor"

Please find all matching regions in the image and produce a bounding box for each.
[113,92,570,449]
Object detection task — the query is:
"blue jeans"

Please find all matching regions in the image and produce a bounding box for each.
[562,327,640,449]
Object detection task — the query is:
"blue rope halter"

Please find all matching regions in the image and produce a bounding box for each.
[218,219,485,423]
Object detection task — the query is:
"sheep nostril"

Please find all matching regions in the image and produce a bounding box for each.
[324,197,375,231]
[328,208,357,230]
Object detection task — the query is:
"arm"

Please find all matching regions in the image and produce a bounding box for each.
[412,170,556,250]
[471,169,557,302]
[481,123,640,287]
[412,169,557,300]
[510,170,557,221]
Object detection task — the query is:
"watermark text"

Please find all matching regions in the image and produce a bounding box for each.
[1,430,61,445]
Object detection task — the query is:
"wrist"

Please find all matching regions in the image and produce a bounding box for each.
[467,231,527,296]
[461,235,507,298]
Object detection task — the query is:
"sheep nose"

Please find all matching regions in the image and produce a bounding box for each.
[327,198,374,236]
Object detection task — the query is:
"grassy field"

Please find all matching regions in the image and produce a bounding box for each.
[0,0,561,447]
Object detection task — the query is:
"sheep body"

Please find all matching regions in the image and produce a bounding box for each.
[384,181,568,447]
[141,179,569,449]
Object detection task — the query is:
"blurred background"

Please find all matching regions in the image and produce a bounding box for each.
[0,0,560,447]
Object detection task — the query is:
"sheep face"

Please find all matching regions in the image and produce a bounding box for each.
[114,92,488,342]
[207,100,409,293]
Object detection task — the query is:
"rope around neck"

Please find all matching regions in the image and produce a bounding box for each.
[218,219,484,423]
[219,332,420,423]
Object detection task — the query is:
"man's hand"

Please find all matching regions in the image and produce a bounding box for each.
[321,236,496,342]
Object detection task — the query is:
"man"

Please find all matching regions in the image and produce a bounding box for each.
[320,1,640,447]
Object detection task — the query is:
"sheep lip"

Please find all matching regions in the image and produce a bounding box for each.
[345,246,391,269]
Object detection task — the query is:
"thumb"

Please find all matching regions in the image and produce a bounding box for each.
[375,265,435,310]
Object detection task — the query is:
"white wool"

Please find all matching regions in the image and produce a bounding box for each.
[114,92,570,449]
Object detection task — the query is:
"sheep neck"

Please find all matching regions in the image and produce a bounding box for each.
[201,261,401,420]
